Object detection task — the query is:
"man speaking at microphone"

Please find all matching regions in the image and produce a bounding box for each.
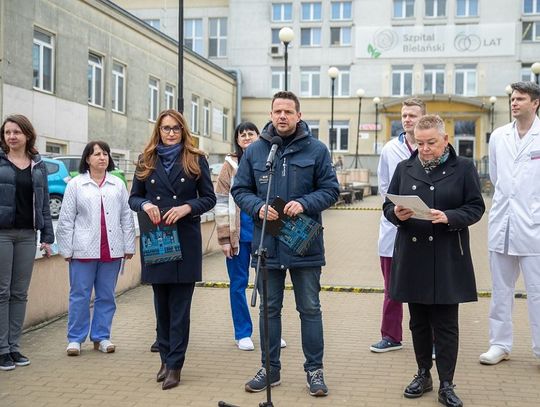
[232,91,339,397]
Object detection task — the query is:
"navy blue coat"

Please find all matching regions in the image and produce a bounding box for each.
[129,154,216,284]
[383,146,485,304]
[231,121,339,270]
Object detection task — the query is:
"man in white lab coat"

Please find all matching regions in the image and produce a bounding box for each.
[370,98,425,353]
[480,81,540,365]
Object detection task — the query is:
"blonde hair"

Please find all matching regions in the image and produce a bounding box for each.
[415,114,445,135]
[135,109,205,180]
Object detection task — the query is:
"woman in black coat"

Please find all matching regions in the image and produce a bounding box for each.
[129,109,216,390]
[383,115,484,407]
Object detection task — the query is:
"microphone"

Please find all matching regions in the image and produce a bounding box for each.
[265,136,283,169]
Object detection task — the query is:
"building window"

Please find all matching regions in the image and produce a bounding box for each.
[112,62,126,114]
[185,19,203,55]
[393,0,415,18]
[209,18,227,58]
[300,27,321,46]
[521,64,536,81]
[88,53,104,107]
[392,66,413,96]
[425,0,446,17]
[305,120,320,139]
[522,21,540,41]
[271,67,288,92]
[456,0,478,17]
[191,95,200,134]
[203,100,211,136]
[272,3,293,22]
[329,121,349,152]
[524,0,540,14]
[300,67,320,97]
[143,19,160,29]
[336,67,350,97]
[423,65,445,94]
[391,120,403,138]
[33,29,55,93]
[165,84,175,110]
[331,1,352,20]
[45,142,65,155]
[330,27,351,46]
[454,65,477,96]
[271,28,281,45]
[148,77,159,122]
[223,108,229,141]
[301,2,322,21]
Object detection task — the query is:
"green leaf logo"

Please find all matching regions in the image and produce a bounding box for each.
[367,43,381,58]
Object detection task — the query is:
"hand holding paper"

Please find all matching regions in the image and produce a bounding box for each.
[386,193,434,221]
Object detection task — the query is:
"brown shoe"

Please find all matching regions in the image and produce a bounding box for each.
[162,369,181,390]
[157,363,167,382]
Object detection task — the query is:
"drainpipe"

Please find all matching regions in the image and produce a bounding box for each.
[226,68,242,127]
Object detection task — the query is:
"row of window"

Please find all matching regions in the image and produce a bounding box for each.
[271,65,479,97]
[33,27,230,137]
[272,1,352,22]
[33,28,176,119]
[271,26,351,47]
[393,0,477,18]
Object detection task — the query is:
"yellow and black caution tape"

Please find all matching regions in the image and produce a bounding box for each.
[195,281,527,299]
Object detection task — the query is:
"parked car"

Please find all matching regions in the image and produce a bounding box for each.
[52,155,127,186]
[42,157,71,219]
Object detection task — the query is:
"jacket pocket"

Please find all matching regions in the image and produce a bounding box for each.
[291,159,315,196]
[531,201,540,224]
[73,229,90,251]
[253,163,270,198]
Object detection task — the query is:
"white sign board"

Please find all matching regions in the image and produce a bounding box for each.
[356,23,515,59]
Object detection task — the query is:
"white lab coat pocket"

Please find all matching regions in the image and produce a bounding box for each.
[531,201,540,224]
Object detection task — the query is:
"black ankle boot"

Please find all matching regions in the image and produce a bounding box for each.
[438,381,463,407]
[404,368,433,398]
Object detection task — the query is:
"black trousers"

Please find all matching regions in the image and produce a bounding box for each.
[408,303,459,384]
[153,283,195,370]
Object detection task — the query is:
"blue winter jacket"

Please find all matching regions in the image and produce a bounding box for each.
[231,120,339,269]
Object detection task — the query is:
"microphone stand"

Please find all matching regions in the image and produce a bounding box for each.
[252,153,278,407]
[219,149,278,407]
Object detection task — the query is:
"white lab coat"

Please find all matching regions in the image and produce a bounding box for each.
[488,116,540,255]
[377,133,414,257]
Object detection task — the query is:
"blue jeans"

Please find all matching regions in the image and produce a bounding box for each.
[226,241,253,340]
[67,260,121,343]
[258,267,323,372]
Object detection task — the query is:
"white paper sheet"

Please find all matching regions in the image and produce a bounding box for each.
[385,193,433,221]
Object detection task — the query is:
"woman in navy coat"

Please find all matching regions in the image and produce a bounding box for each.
[129,109,216,390]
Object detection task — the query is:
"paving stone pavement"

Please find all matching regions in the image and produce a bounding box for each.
[2,195,538,406]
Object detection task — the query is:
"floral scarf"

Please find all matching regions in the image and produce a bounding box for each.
[419,146,450,173]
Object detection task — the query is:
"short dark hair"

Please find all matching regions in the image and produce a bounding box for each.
[233,121,259,159]
[402,98,427,115]
[0,114,39,155]
[79,141,116,174]
[272,91,300,112]
[511,81,540,113]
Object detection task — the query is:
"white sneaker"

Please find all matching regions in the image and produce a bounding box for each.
[280,338,287,348]
[236,337,255,351]
[94,339,115,353]
[479,346,510,365]
[66,342,81,356]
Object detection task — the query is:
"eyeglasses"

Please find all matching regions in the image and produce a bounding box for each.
[238,131,257,139]
[160,125,182,134]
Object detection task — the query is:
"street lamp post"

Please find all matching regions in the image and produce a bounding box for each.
[373,97,381,155]
[279,27,294,91]
[489,96,497,134]
[354,88,365,169]
[532,62,540,85]
[328,67,339,164]
[505,84,513,122]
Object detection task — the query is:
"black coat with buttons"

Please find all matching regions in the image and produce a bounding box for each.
[383,145,485,304]
[129,154,216,284]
